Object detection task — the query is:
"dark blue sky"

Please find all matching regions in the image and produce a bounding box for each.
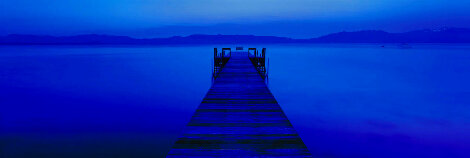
[2,0,470,38]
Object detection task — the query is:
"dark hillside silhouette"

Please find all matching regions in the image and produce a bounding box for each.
[2,27,470,45]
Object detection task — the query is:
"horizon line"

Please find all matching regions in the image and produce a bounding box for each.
[2,27,469,40]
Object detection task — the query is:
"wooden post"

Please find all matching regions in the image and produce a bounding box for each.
[213,48,217,78]
[248,48,256,57]
[221,48,231,58]
[262,48,266,58]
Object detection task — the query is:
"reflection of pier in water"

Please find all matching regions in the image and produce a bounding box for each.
[168,47,311,157]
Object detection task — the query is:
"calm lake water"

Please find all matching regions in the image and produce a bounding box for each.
[1,44,470,158]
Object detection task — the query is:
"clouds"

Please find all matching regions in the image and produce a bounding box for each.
[1,0,470,36]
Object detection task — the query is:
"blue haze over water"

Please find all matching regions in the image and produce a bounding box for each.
[1,44,470,157]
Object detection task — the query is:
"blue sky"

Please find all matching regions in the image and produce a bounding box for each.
[1,0,470,38]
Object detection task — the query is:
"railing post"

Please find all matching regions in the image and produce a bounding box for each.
[262,48,266,58]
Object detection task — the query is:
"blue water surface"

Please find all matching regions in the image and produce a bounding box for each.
[1,44,469,158]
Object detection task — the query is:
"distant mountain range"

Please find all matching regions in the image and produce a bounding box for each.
[1,27,470,45]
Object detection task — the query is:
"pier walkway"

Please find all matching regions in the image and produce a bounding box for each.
[167,50,311,157]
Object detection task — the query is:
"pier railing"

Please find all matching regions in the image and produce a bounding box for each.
[213,47,268,82]
[212,48,231,80]
[248,48,268,80]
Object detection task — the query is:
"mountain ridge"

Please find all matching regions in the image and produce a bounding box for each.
[2,27,470,45]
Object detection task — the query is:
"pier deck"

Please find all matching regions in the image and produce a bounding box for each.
[167,51,311,157]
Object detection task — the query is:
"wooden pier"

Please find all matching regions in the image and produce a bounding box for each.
[167,48,311,157]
